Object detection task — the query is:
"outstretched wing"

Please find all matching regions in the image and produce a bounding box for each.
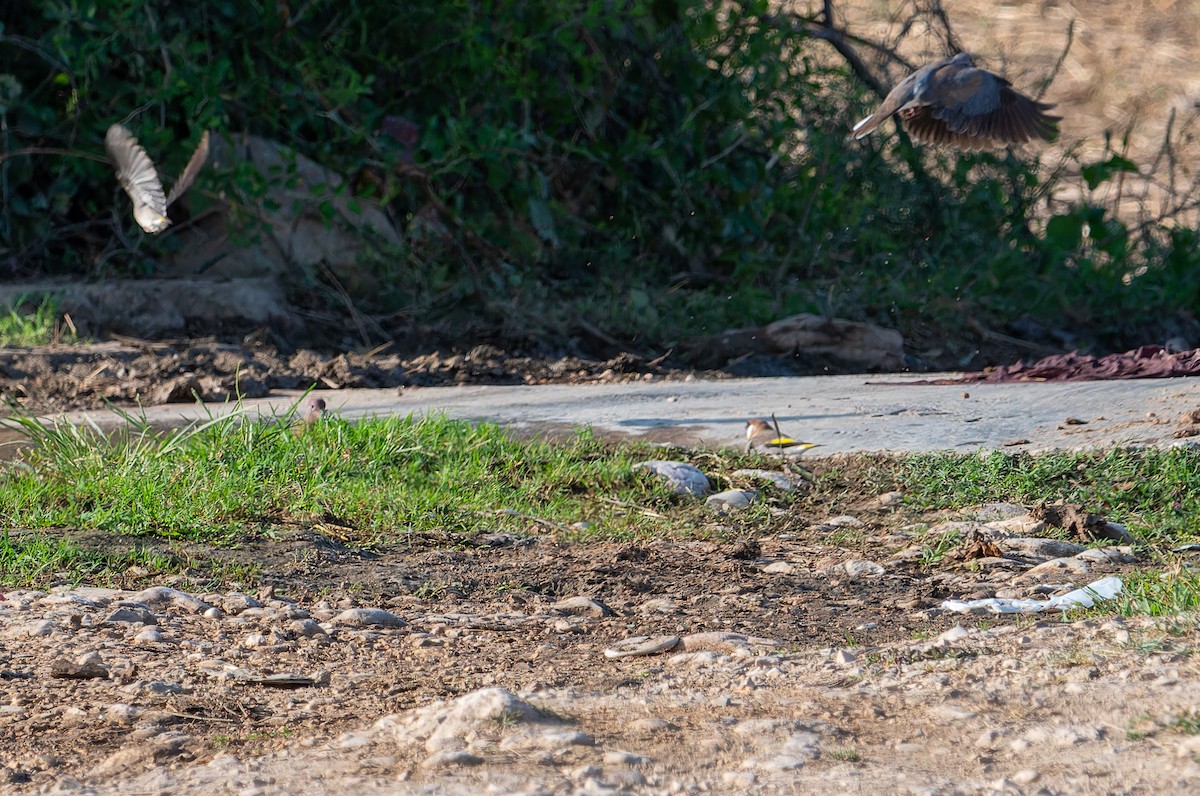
[854,53,1060,150]
[166,130,210,208]
[105,124,169,232]
[915,62,1059,147]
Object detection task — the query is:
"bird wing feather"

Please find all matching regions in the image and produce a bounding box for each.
[105,124,167,217]
[166,130,210,208]
[857,53,1060,149]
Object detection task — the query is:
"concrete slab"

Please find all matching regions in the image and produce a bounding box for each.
[28,374,1200,455]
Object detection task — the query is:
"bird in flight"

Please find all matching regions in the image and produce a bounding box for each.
[852,53,1059,151]
[106,124,210,233]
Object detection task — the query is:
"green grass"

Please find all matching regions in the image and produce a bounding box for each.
[883,448,1200,548]
[0,400,790,588]
[0,294,77,347]
[825,747,861,763]
[4,405,1200,616]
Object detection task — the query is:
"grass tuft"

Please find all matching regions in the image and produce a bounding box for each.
[3,408,1200,616]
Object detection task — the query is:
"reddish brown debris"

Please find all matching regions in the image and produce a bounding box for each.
[955,346,1200,383]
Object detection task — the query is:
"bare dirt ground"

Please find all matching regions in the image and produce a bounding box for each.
[3,485,1198,793]
[0,342,659,414]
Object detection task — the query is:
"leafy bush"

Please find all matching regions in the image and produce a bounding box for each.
[2,1,1199,356]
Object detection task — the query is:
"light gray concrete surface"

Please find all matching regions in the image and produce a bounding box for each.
[43,374,1200,455]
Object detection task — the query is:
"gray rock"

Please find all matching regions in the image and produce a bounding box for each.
[134,628,164,644]
[420,750,484,768]
[732,469,807,492]
[104,607,155,625]
[706,488,758,513]
[551,596,614,618]
[1000,537,1088,559]
[330,608,408,628]
[130,587,210,614]
[633,461,711,496]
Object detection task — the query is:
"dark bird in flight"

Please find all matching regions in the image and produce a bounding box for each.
[852,53,1059,150]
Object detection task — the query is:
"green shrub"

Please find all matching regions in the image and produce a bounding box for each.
[2,1,1198,353]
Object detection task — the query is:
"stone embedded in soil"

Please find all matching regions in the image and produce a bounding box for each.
[330,608,408,628]
[633,460,711,495]
[604,636,682,659]
[706,488,759,512]
[3,530,1198,796]
[551,596,614,617]
[820,558,885,579]
[732,469,807,492]
[50,651,109,680]
[1000,537,1088,559]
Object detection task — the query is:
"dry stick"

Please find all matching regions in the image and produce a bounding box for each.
[922,0,965,59]
[597,496,665,519]
[317,261,381,349]
[770,412,785,445]
[485,508,574,534]
[0,147,109,165]
[395,163,508,268]
[757,14,901,99]
[1039,19,1076,102]
[158,711,238,724]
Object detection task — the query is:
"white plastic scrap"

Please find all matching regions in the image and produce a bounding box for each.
[940,576,1122,615]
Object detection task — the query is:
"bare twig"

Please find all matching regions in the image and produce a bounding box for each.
[0,147,108,165]
[757,13,909,98]
[1037,18,1075,102]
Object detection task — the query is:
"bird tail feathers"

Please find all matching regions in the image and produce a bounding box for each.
[852,115,879,139]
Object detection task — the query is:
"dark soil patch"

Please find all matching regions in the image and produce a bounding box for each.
[0,326,1055,417]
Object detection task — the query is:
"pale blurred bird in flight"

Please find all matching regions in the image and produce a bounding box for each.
[852,53,1059,151]
[745,418,819,456]
[106,124,210,233]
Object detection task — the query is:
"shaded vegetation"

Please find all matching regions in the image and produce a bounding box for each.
[1,1,1199,356]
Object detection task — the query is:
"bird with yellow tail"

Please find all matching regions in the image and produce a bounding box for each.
[744,417,819,457]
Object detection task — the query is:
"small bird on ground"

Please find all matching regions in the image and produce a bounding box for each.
[745,418,819,456]
[852,53,1059,151]
[297,397,328,428]
[289,396,329,435]
[105,124,210,233]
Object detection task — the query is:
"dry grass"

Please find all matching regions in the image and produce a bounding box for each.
[791,0,1200,225]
